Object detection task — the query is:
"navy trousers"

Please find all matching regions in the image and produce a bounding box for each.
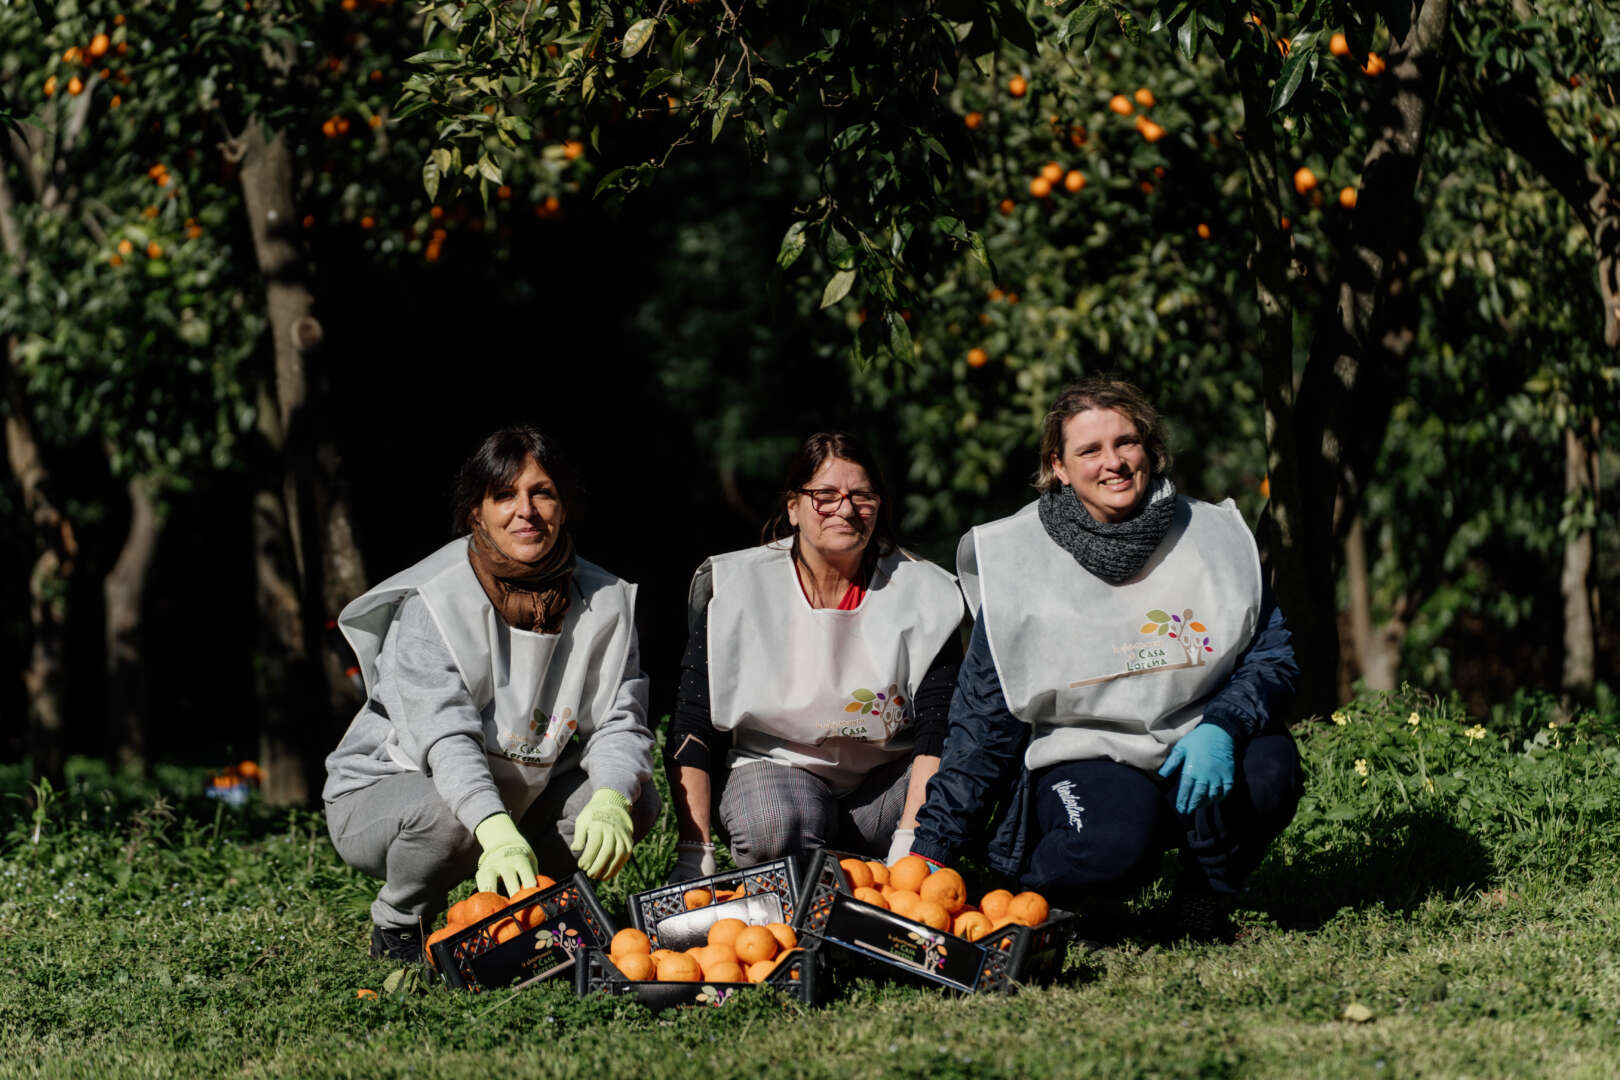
[1022,733,1303,901]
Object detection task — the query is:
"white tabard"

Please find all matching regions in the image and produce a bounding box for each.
[338,537,640,818]
[959,496,1262,773]
[702,542,965,794]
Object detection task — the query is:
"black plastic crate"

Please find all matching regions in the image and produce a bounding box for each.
[429,872,616,993]
[795,847,1081,994]
[626,858,801,951]
[573,942,818,1013]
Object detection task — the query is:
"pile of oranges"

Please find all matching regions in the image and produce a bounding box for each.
[838,855,1049,942]
[423,878,558,966]
[606,921,800,984]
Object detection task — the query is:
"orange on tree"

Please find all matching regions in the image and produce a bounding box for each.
[1196,222,1212,239]
[1363,52,1386,75]
[107,253,122,266]
[998,197,1015,215]
[1137,118,1166,143]
[562,139,584,160]
[1339,186,1358,208]
[359,215,375,229]
[1133,87,1156,108]
[966,346,989,368]
[1108,93,1134,116]
[145,241,162,258]
[88,32,110,58]
[963,111,983,130]
[1040,161,1063,184]
[368,114,383,129]
[43,75,57,96]
[1292,166,1318,195]
[66,76,84,95]
[496,184,512,199]
[1279,215,1292,230]
[1064,169,1086,193]
[1007,74,1027,97]
[1329,31,1350,56]
[63,45,82,63]
[117,239,134,256]
[1029,175,1052,198]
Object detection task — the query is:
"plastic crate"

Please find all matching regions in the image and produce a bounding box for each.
[626,858,801,951]
[573,942,819,1013]
[795,848,1080,994]
[429,872,616,993]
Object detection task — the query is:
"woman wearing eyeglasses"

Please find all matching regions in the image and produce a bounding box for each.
[664,432,966,879]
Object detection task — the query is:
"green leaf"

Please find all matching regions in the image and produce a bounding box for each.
[1269,44,1313,113]
[777,221,808,270]
[711,106,727,142]
[641,69,676,96]
[1057,4,1107,49]
[422,157,440,201]
[995,0,1039,54]
[1147,609,1171,622]
[621,18,655,58]
[887,309,913,360]
[852,688,877,702]
[832,122,871,153]
[1176,10,1200,60]
[477,155,503,185]
[407,49,465,66]
[820,269,856,309]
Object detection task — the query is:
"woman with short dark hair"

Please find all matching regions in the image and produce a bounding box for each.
[665,432,965,878]
[324,425,658,962]
[913,376,1303,938]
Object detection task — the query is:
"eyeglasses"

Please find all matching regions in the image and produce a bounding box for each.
[796,488,881,516]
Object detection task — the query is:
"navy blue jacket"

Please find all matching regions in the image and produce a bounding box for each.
[910,595,1298,875]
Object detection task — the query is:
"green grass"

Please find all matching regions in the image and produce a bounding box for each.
[3,689,1619,1079]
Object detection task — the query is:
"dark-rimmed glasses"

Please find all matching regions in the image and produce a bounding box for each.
[796,488,881,516]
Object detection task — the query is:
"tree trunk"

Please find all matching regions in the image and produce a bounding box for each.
[1234,60,1323,715]
[104,474,163,775]
[233,121,369,801]
[1560,421,1598,704]
[1290,0,1451,716]
[1344,512,1404,693]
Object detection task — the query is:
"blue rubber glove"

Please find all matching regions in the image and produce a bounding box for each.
[1157,724,1236,815]
[474,812,539,895]
[570,789,635,880]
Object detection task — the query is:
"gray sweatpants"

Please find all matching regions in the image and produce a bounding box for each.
[718,756,911,867]
[326,759,660,931]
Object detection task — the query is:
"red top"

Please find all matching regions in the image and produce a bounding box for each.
[799,571,867,610]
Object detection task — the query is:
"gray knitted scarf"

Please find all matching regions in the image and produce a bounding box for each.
[1037,475,1177,584]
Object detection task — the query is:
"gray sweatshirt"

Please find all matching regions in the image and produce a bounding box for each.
[322,593,653,833]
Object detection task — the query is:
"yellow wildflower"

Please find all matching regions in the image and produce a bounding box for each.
[1354,758,1370,777]
[1407,712,1421,727]
[1331,711,1348,726]
[1465,725,1487,741]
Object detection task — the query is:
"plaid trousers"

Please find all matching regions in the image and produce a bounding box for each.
[718,755,912,867]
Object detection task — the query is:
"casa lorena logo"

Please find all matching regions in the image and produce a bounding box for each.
[498,706,575,764]
[1071,607,1219,689]
[821,684,911,741]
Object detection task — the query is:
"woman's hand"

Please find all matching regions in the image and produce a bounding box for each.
[1157,724,1235,815]
[571,789,635,880]
[474,812,539,894]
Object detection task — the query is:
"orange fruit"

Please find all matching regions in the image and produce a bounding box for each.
[1329,32,1350,57]
[696,943,739,976]
[853,886,890,909]
[562,140,584,160]
[1007,891,1050,927]
[649,948,677,967]
[43,75,57,96]
[63,46,82,63]
[998,198,1015,215]
[117,239,134,256]
[887,890,921,918]
[706,918,747,948]
[963,111,983,130]
[1064,170,1086,193]
[1293,166,1318,195]
[463,891,508,923]
[765,923,798,951]
[67,76,84,96]
[1363,52,1386,76]
[1279,215,1292,230]
[705,959,745,983]
[989,913,1020,933]
[88,33,110,58]
[509,878,556,905]
[356,988,377,999]
[610,928,651,958]
[919,868,968,915]
[683,888,713,910]
[1138,119,1166,142]
[108,254,123,266]
[911,899,951,931]
[145,241,163,259]
[496,184,512,199]
[614,952,655,980]
[1029,175,1052,199]
[512,903,548,930]
[490,917,523,944]
[446,898,472,925]
[1196,223,1212,239]
[733,926,778,965]
[1040,161,1064,184]
[979,889,1014,920]
[359,215,375,230]
[1133,87,1155,108]
[1108,94,1134,116]
[1339,185,1358,208]
[954,911,992,941]
[747,958,778,983]
[1007,75,1027,98]
[866,861,890,887]
[424,924,460,968]
[657,953,702,982]
[840,858,874,889]
[889,855,931,894]
[368,114,383,129]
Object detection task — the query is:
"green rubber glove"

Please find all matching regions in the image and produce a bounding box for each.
[474,812,538,895]
[570,788,635,881]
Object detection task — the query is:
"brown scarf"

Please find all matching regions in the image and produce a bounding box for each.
[466,520,576,634]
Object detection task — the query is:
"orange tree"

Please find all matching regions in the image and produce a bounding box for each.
[0,0,565,793]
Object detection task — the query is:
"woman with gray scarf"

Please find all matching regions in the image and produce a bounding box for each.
[911,377,1303,938]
